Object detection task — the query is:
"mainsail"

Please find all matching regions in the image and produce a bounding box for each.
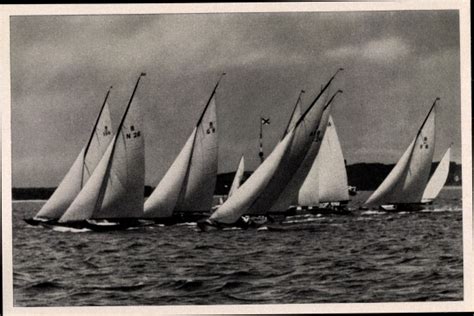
[421,147,451,203]
[35,88,114,219]
[59,74,146,222]
[210,69,343,224]
[144,74,224,218]
[228,155,245,198]
[365,98,438,206]
[299,115,349,205]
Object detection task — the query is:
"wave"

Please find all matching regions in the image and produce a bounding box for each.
[51,226,91,233]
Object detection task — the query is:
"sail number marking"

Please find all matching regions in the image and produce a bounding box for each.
[125,125,141,139]
[103,125,111,136]
[206,122,216,134]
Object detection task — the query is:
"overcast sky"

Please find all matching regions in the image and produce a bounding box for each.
[10,10,460,187]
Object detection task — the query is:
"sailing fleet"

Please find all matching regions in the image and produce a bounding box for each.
[25,70,452,232]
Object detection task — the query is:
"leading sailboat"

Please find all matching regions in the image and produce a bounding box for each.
[51,73,147,231]
[365,98,439,210]
[24,87,114,226]
[144,74,224,224]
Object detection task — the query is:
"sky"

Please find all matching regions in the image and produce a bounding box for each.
[10,10,461,187]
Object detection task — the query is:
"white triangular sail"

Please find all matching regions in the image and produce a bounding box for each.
[175,95,218,212]
[36,92,113,219]
[93,98,145,219]
[228,155,245,198]
[209,127,296,224]
[144,76,222,218]
[60,75,146,222]
[299,115,349,204]
[211,69,343,224]
[421,147,451,203]
[143,129,196,218]
[365,99,437,205]
[268,89,341,213]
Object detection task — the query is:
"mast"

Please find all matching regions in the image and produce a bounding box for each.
[323,90,343,111]
[195,72,226,127]
[80,86,113,188]
[415,97,439,139]
[282,89,305,139]
[293,68,343,129]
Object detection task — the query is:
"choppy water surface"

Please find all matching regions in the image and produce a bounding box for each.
[12,188,463,306]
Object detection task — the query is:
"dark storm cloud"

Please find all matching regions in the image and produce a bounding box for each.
[10,10,461,187]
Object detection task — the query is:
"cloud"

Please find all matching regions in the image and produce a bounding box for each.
[326,37,411,64]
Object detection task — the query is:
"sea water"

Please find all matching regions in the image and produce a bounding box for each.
[11,187,463,306]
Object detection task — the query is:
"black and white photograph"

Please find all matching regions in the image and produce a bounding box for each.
[1,2,472,314]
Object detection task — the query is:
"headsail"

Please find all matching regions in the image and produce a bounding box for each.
[421,146,451,203]
[300,115,349,204]
[228,155,245,198]
[365,98,438,205]
[144,73,224,217]
[210,69,343,224]
[59,74,146,222]
[36,88,114,219]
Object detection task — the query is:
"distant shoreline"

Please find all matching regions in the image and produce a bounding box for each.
[11,162,462,200]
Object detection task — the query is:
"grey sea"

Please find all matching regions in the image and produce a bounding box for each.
[12,187,463,306]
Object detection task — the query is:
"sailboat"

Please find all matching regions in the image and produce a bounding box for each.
[49,73,147,231]
[199,69,344,230]
[144,74,224,224]
[421,146,451,204]
[365,98,439,211]
[211,155,245,211]
[265,89,344,215]
[24,87,114,226]
[297,115,350,214]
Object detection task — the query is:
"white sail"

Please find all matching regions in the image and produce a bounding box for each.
[143,129,196,218]
[36,95,113,219]
[421,147,451,203]
[228,155,245,198]
[58,138,116,222]
[93,98,145,219]
[299,116,349,204]
[60,75,146,222]
[267,89,339,213]
[144,76,222,217]
[175,94,218,212]
[365,100,437,205]
[209,128,296,224]
[211,69,343,224]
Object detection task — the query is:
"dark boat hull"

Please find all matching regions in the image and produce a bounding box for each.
[24,217,57,226]
[38,219,149,232]
[379,203,425,212]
